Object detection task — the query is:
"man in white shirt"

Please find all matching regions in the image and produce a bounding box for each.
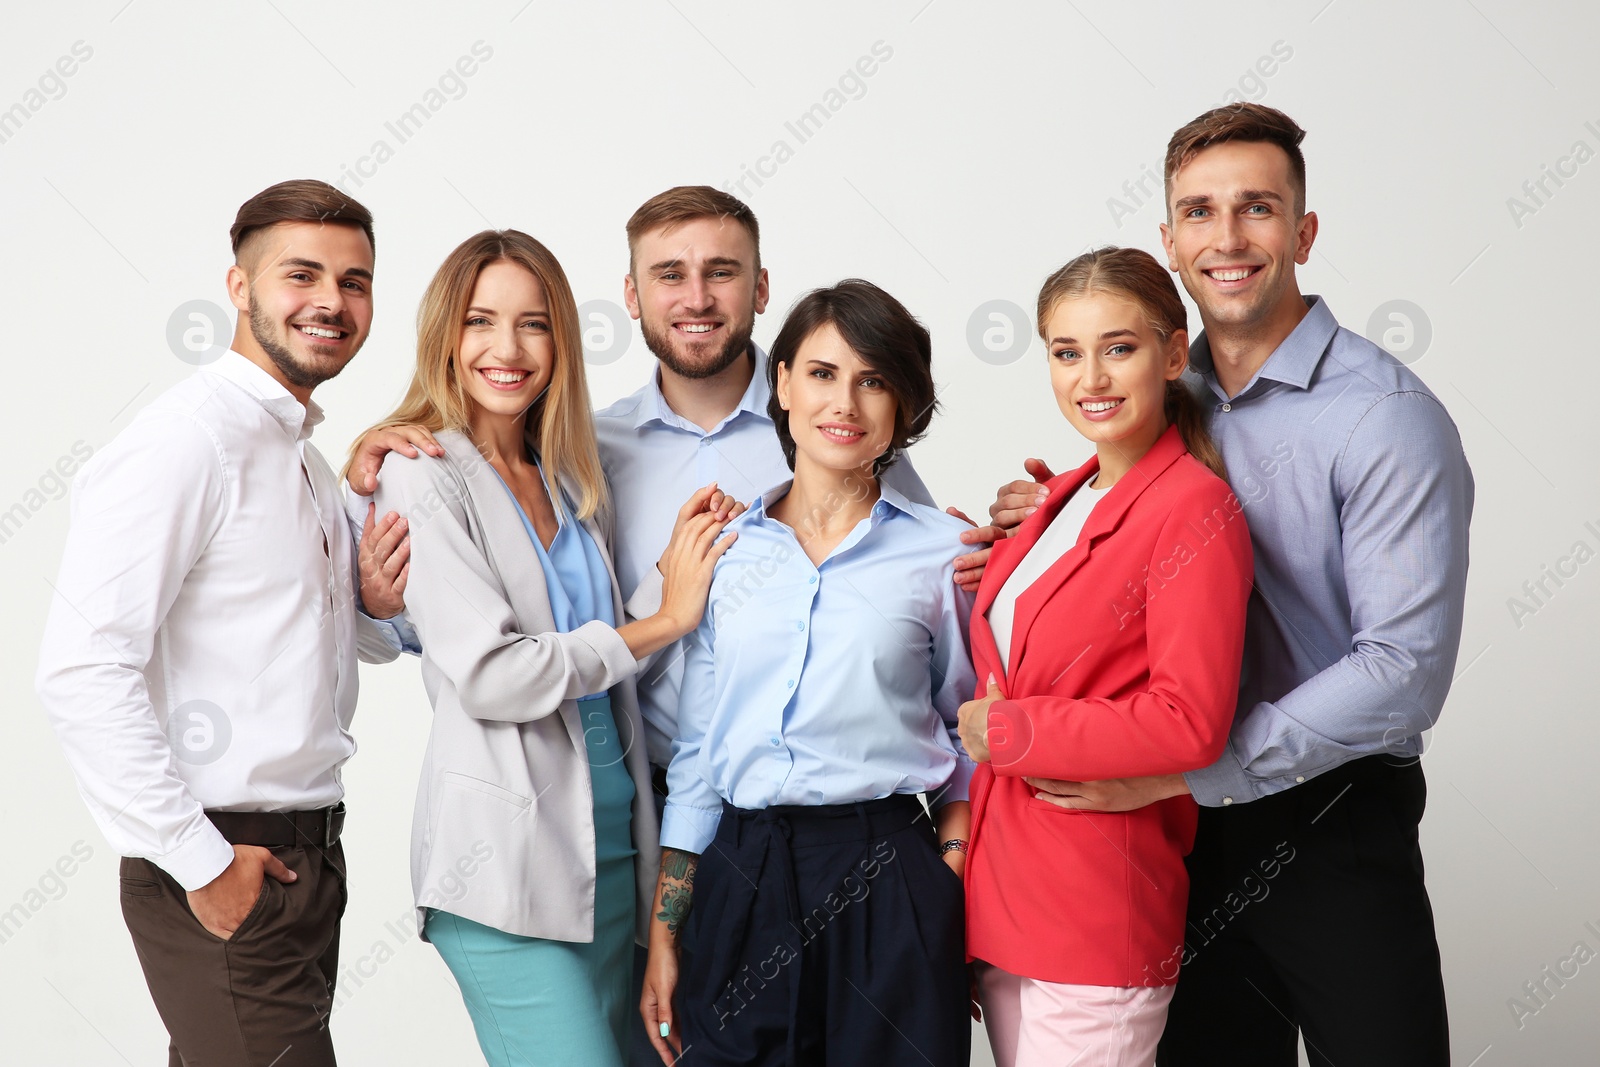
[37,179,398,1067]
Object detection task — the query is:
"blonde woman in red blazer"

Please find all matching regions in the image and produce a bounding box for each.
[957,247,1254,1066]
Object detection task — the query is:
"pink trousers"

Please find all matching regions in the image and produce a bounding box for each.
[977,962,1175,1067]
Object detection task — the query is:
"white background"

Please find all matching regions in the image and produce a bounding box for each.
[3,1,1598,1064]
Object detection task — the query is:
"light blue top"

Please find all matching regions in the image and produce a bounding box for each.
[659,479,977,855]
[488,462,617,688]
[491,461,634,867]
[593,344,935,768]
[1182,296,1475,806]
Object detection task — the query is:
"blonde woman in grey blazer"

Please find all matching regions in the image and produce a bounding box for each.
[350,230,737,1067]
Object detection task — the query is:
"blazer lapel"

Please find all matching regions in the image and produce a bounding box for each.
[971,456,1100,686]
[1003,426,1192,680]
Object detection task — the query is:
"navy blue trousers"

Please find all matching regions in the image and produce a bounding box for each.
[678,795,969,1067]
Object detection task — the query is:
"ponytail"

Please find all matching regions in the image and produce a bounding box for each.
[1165,379,1227,481]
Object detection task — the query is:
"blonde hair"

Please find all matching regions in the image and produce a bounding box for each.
[1036,246,1227,481]
[347,230,607,519]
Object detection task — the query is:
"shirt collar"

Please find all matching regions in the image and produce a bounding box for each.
[1188,295,1338,394]
[206,349,324,441]
[754,475,914,527]
[633,342,772,433]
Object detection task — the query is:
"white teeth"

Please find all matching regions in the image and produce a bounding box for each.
[1082,399,1121,413]
[679,323,716,333]
[299,325,341,339]
[1209,268,1253,282]
[484,369,528,384]
[821,427,863,439]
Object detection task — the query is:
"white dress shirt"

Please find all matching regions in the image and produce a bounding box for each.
[36,351,397,891]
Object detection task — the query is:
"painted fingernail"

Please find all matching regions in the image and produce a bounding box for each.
[659,1022,671,1038]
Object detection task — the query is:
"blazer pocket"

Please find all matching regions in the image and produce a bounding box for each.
[442,770,533,810]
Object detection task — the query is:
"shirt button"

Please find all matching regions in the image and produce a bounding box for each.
[1220,403,1232,412]
[1221,796,1233,806]
[769,737,781,748]
[808,575,817,585]
[1295,776,1306,783]
[786,679,795,689]
[796,621,806,631]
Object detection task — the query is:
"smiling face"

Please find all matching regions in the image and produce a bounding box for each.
[456,259,555,423]
[1044,292,1187,454]
[624,216,769,380]
[1160,139,1316,334]
[775,323,898,479]
[230,220,374,394]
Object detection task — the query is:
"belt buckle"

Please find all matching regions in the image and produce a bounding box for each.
[325,803,346,849]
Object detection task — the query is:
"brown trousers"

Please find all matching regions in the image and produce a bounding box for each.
[119,842,347,1067]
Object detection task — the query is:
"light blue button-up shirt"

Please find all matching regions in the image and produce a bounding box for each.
[659,480,977,855]
[594,344,934,768]
[1183,297,1474,806]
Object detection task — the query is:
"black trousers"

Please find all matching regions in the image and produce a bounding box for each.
[679,795,969,1067]
[1157,755,1451,1066]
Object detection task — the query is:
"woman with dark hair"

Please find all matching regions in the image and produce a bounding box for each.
[640,279,976,1067]
[957,247,1254,1066]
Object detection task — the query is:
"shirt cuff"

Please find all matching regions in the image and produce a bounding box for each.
[659,800,722,855]
[933,756,976,806]
[365,612,421,655]
[624,566,665,623]
[156,823,239,892]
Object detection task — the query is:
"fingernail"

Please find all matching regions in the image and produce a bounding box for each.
[659,1022,671,1038]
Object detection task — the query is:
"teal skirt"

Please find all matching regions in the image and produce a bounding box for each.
[428,694,637,1067]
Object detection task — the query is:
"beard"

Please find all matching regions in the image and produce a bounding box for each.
[249,294,355,391]
[640,315,754,380]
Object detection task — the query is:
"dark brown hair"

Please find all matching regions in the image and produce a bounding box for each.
[230,179,375,264]
[1036,247,1226,481]
[767,279,936,478]
[1164,103,1307,216]
[625,185,760,271]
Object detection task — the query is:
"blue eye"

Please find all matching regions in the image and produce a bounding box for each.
[1052,349,1080,361]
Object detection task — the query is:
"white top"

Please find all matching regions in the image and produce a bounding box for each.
[987,479,1111,668]
[36,351,397,891]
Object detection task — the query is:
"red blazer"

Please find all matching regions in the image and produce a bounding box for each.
[964,426,1253,987]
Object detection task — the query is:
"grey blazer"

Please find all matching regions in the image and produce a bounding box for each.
[374,430,660,944]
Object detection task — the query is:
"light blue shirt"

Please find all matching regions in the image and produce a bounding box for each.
[659,479,977,855]
[1183,297,1474,806]
[594,344,935,768]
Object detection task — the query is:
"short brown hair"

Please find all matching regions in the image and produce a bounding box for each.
[1036,246,1226,481]
[767,279,935,478]
[1164,103,1307,216]
[230,179,375,264]
[624,185,760,271]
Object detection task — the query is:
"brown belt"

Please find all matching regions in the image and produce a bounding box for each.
[205,803,346,850]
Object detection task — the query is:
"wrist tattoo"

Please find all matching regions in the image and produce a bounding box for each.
[657,849,698,939]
